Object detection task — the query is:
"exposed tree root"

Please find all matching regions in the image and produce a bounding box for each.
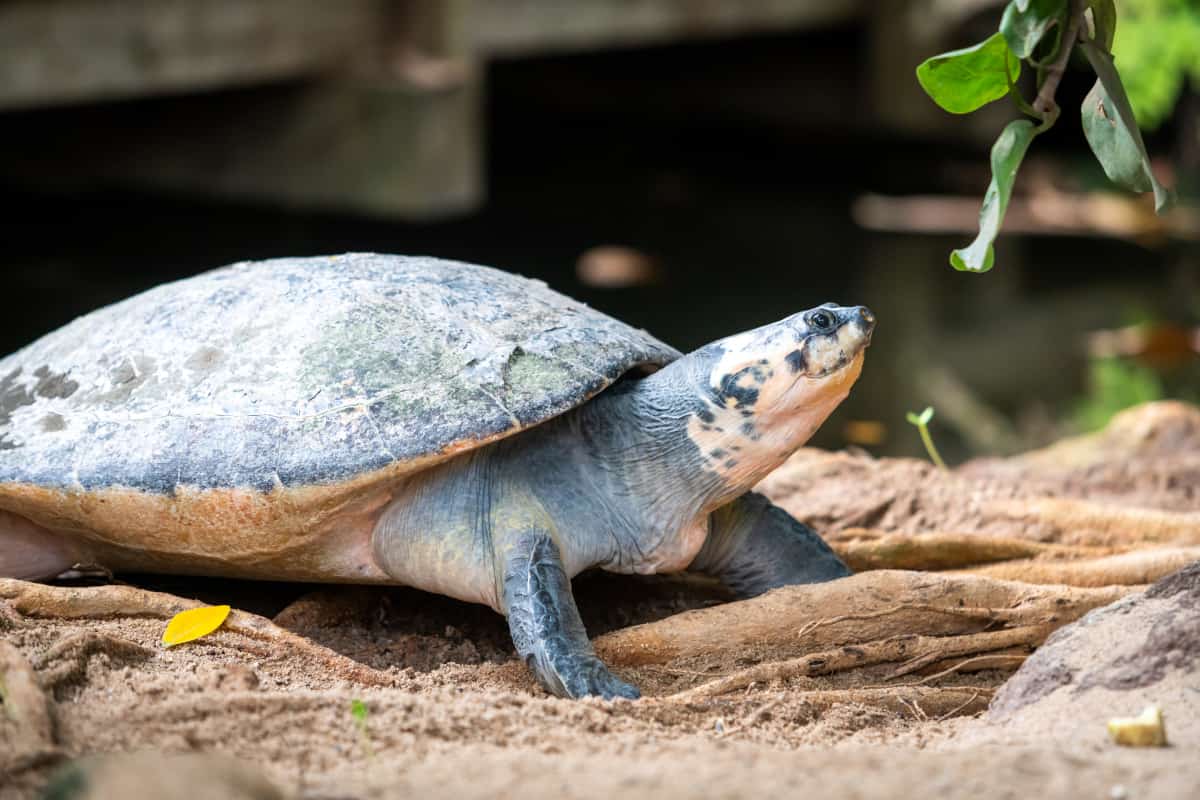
[965,546,1200,586]
[665,625,1048,700]
[828,529,1115,572]
[823,526,1198,586]
[983,498,1200,547]
[0,579,397,687]
[907,651,1029,684]
[595,570,1130,668]
[0,639,62,776]
[880,626,1045,680]
[673,684,993,719]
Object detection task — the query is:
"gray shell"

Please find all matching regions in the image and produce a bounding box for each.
[0,254,679,493]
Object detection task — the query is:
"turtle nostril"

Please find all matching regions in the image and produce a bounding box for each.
[858,306,875,327]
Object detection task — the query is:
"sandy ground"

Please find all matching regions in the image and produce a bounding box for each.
[2,402,1199,799]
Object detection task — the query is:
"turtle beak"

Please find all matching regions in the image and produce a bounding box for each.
[812,303,875,348]
[856,306,875,345]
[788,303,874,379]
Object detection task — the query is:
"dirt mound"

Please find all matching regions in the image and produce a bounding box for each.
[760,400,1200,541]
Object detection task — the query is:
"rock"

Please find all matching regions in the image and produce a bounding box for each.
[984,560,1200,747]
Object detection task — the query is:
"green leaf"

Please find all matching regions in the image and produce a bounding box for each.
[1079,42,1172,212]
[1088,0,1117,51]
[916,33,1021,114]
[1001,0,1068,59]
[950,120,1038,272]
[1081,82,1151,191]
[905,407,935,426]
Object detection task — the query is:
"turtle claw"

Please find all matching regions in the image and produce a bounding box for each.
[558,655,640,701]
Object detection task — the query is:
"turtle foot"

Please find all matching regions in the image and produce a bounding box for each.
[553,653,640,700]
[500,528,640,701]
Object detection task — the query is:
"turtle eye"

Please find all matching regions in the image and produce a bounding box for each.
[808,310,834,331]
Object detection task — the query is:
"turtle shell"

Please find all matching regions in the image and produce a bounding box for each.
[0,254,679,494]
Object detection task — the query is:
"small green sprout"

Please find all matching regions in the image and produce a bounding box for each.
[350,698,374,759]
[905,407,947,470]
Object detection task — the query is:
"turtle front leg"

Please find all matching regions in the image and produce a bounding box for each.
[690,491,851,597]
[499,529,640,700]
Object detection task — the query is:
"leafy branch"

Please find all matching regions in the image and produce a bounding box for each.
[916,0,1174,273]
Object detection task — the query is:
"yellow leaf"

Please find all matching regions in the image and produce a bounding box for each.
[162,605,231,647]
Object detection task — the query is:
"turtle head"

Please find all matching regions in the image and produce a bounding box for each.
[685,303,874,492]
[706,303,873,394]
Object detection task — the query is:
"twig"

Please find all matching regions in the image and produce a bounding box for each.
[912,653,1028,685]
[900,696,929,721]
[880,625,1046,681]
[1033,0,1086,117]
[937,690,986,721]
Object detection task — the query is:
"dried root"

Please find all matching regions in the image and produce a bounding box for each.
[824,526,1198,587]
[965,546,1200,587]
[677,685,993,720]
[598,570,1134,703]
[829,529,1114,572]
[595,570,1130,668]
[907,651,1029,683]
[983,498,1200,548]
[667,624,1047,700]
[0,579,396,687]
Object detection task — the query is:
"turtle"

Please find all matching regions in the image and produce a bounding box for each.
[0,253,873,699]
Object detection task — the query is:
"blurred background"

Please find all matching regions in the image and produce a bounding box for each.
[1,0,1197,462]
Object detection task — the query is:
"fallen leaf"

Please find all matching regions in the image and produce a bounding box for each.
[162,605,231,647]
